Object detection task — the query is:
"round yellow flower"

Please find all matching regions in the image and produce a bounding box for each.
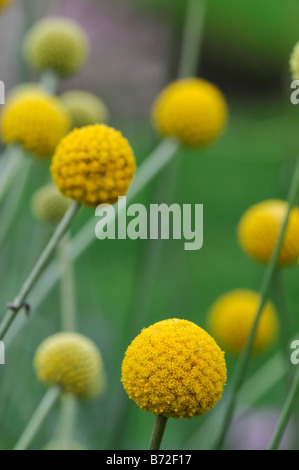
[31,183,72,224]
[290,42,299,81]
[121,319,226,419]
[24,17,89,77]
[34,332,105,399]
[51,124,136,208]
[1,90,70,158]
[208,290,278,355]
[152,78,228,147]
[60,90,109,129]
[238,199,299,266]
[0,0,12,11]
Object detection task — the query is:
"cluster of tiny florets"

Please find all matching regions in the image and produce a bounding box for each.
[60,90,109,129]
[208,290,278,355]
[152,78,228,147]
[121,319,226,419]
[1,90,70,158]
[34,332,105,399]
[50,124,136,208]
[31,183,72,224]
[238,199,299,266]
[24,17,89,77]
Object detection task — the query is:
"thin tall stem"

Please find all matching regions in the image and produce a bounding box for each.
[56,394,77,450]
[0,146,24,206]
[14,386,61,450]
[58,232,77,332]
[268,367,299,450]
[39,70,59,95]
[212,155,299,449]
[178,0,207,78]
[0,202,80,340]
[148,415,168,450]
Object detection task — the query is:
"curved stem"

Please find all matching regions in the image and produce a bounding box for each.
[0,202,80,340]
[268,367,299,450]
[14,386,61,450]
[148,415,168,450]
[212,155,299,449]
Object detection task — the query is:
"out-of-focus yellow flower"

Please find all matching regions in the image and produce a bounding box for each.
[31,183,72,224]
[121,318,226,419]
[60,90,109,129]
[1,90,70,158]
[238,199,299,266]
[51,124,136,208]
[0,0,12,11]
[6,83,40,103]
[290,42,299,81]
[152,78,228,147]
[34,332,105,399]
[208,290,278,354]
[24,17,89,77]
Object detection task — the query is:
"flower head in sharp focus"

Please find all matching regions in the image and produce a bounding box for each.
[24,17,89,77]
[31,183,72,224]
[152,78,228,147]
[60,90,109,129]
[121,319,227,419]
[1,90,70,159]
[34,332,106,399]
[50,124,136,208]
[238,199,299,266]
[290,42,299,81]
[207,290,278,355]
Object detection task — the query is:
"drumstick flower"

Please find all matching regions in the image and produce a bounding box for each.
[60,90,109,129]
[238,199,299,266]
[121,319,226,449]
[51,124,136,208]
[24,17,89,77]
[34,332,105,399]
[1,90,70,159]
[207,290,278,355]
[31,183,72,224]
[152,78,228,147]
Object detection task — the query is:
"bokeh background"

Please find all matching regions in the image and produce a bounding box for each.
[0,0,299,450]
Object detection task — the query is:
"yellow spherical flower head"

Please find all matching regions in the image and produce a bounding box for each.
[121,319,226,419]
[290,42,299,81]
[238,199,299,266]
[0,0,12,11]
[1,90,70,159]
[51,124,136,208]
[152,78,228,147]
[24,17,89,77]
[208,290,278,355]
[34,332,105,399]
[60,90,109,129]
[31,183,72,224]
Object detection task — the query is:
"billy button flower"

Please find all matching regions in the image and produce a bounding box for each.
[23,17,89,77]
[31,183,72,225]
[1,90,70,159]
[238,199,299,266]
[34,332,106,399]
[207,290,278,355]
[152,78,228,147]
[121,318,226,450]
[51,124,136,208]
[60,90,109,129]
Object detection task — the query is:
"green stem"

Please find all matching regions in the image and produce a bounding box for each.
[148,415,168,450]
[5,139,180,346]
[14,386,61,450]
[0,202,80,340]
[58,232,77,332]
[39,70,59,95]
[212,155,299,450]
[268,367,299,450]
[56,394,77,450]
[178,0,207,78]
[0,145,24,206]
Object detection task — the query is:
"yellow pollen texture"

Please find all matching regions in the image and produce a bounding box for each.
[121,319,227,419]
[50,124,136,208]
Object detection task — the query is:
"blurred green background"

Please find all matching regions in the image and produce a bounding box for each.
[0,0,299,450]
